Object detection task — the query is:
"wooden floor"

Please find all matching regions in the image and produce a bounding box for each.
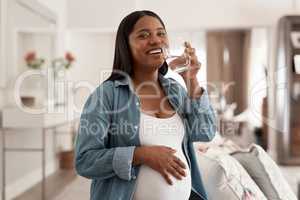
[14,170,77,200]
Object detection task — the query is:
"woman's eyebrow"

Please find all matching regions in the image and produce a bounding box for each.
[136,29,150,33]
[136,27,165,33]
[157,27,166,31]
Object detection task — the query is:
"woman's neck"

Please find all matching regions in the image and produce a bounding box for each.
[131,69,159,86]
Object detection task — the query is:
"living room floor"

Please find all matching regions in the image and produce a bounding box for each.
[14,167,300,200]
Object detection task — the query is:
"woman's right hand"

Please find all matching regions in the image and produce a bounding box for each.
[133,146,187,185]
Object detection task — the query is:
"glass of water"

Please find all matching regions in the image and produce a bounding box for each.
[162,42,191,73]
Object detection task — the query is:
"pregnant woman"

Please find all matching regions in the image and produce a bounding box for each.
[75,10,216,200]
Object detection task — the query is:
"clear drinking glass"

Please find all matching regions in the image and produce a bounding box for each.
[162,44,191,73]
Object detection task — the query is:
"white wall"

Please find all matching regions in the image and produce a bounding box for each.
[67,0,298,30]
[67,0,137,30]
[65,32,116,111]
[141,0,295,29]
[36,0,67,56]
[36,0,66,20]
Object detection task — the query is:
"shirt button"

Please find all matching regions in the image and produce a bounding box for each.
[136,102,139,106]
[134,125,138,130]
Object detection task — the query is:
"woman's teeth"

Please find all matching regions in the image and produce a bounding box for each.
[148,48,162,54]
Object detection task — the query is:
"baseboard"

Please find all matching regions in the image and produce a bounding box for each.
[5,160,57,200]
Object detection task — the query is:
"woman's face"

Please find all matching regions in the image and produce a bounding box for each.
[129,16,168,71]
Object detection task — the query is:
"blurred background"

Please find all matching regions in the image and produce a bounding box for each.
[0,0,300,199]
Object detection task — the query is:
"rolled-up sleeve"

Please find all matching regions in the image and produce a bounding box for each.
[113,146,136,180]
[75,83,136,181]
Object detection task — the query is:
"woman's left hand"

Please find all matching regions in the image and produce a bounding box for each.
[179,42,201,81]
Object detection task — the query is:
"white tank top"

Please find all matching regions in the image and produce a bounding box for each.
[133,112,191,200]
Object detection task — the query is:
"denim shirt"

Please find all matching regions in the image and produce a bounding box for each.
[75,74,217,200]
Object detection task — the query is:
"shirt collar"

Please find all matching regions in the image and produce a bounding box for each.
[114,77,130,87]
[114,73,173,91]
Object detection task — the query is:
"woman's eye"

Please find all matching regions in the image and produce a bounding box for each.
[138,32,150,38]
[158,31,167,37]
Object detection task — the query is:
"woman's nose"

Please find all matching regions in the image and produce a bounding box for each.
[149,35,162,45]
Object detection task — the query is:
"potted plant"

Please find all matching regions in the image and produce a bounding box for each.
[25,51,45,69]
[59,123,77,170]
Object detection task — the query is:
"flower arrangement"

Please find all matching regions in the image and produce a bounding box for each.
[24,51,45,69]
[65,52,75,68]
[52,52,76,70]
[24,51,75,70]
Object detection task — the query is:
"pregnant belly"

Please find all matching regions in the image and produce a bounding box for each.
[133,153,191,200]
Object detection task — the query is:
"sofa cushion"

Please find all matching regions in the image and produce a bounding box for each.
[196,149,267,200]
[231,145,297,200]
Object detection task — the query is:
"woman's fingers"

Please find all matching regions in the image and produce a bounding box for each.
[167,156,187,180]
[171,161,186,177]
[184,41,191,48]
[185,47,196,55]
[145,146,189,185]
[183,42,201,69]
[161,170,173,185]
[173,156,186,169]
[184,41,195,55]
[166,165,182,180]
